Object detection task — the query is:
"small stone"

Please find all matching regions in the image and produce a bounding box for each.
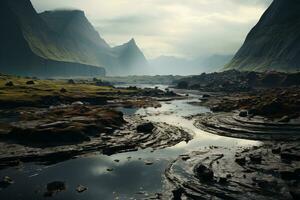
[0,176,14,189]
[71,101,84,106]
[26,80,35,85]
[144,161,154,165]
[76,185,88,193]
[5,81,14,86]
[44,181,66,197]
[235,157,246,165]
[218,177,227,184]
[226,174,232,179]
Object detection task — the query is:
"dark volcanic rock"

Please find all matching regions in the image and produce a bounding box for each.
[195,164,214,182]
[239,110,248,117]
[235,157,246,166]
[137,122,155,133]
[44,181,66,197]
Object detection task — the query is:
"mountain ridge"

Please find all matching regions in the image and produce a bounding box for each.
[0,0,148,77]
[225,0,300,72]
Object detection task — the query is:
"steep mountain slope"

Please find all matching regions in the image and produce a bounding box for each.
[40,9,117,69]
[112,39,149,75]
[0,0,149,77]
[225,0,300,72]
[0,0,106,77]
[40,10,110,49]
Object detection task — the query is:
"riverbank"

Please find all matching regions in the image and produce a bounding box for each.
[0,75,191,170]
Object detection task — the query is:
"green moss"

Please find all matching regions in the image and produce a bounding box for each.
[0,75,136,103]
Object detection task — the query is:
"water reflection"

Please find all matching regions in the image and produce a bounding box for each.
[0,87,261,200]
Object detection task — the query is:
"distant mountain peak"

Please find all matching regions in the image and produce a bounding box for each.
[129,38,136,43]
[124,38,138,47]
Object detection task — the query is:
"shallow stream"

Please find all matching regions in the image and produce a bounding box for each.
[0,85,261,200]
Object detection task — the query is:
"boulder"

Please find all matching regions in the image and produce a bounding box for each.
[239,111,248,117]
[195,164,214,182]
[137,122,155,133]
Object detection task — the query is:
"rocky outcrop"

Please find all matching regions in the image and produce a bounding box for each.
[162,143,300,199]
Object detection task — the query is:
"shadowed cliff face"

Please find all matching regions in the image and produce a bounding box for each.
[40,10,110,50]
[0,0,148,77]
[225,0,300,72]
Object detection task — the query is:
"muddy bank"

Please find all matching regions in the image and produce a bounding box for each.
[0,107,192,169]
[161,143,300,200]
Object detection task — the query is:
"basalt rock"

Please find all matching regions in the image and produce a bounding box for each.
[137,122,155,133]
[44,181,66,197]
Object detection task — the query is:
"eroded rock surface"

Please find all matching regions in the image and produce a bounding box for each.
[194,112,300,141]
[161,143,300,200]
[0,109,192,168]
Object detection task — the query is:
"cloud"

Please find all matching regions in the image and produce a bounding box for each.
[31,0,272,59]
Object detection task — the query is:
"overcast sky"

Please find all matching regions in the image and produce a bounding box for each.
[31,0,273,59]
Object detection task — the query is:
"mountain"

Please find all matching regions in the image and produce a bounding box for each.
[149,54,233,75]
[225,0,300,72]
[112,39,149,75]
[0,0,148,77]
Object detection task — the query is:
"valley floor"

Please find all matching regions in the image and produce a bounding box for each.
[0,74,299,199]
